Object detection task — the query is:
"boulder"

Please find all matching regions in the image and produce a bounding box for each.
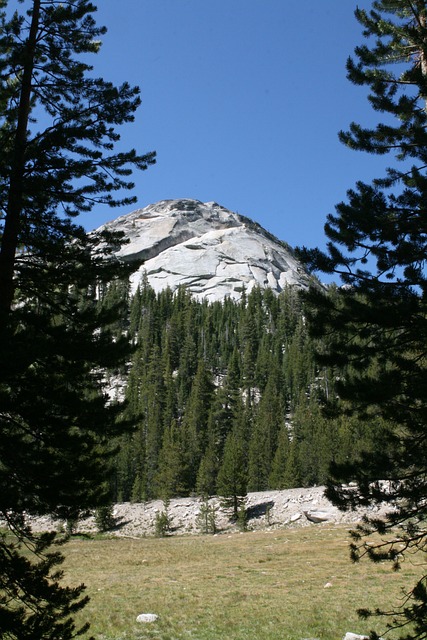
[290,512,302,522]
[136,613,159,623]
[303,510,330,523]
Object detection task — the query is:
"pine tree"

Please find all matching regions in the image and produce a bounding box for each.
[283,316,315,405]
[281,438,301,489]
[180,359,214,492]
[140,344,166,498]
[247,367,285,491]
[216,404,248,521]
[160,341,178,432]
[298,2,427,635]
[128,285,143,339]
[240,288,264,397]
[208,350,242,457]
[292,394,331,487]
[196,430,219,499]
[0,1,154,636]
[0,0,155,319]
[98,278,131,340]
[155,420,185,501]
[269,425,292,489]
[0,528,90,640]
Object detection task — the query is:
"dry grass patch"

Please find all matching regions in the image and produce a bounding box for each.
[62,526,420,640]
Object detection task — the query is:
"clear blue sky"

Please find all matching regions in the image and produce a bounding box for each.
[84,1,388,253]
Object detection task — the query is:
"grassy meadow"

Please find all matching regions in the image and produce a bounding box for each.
[62,525,421,640]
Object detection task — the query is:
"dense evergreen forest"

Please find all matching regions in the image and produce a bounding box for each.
[101,279,381,504]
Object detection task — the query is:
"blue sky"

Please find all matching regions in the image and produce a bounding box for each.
[84,1,388,254]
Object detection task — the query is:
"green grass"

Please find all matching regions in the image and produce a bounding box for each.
[62,526,420,640]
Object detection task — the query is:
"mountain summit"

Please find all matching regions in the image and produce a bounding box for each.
[99,199,311,302]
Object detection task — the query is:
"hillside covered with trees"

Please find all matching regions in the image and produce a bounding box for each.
[100,279,380,507]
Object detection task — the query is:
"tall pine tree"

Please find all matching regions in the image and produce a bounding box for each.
[298,2,427,636]
[0,1,154,637]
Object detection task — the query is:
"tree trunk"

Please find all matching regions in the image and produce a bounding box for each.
[0,0,40,319]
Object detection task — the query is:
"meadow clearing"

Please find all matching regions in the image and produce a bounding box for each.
[62,524,420,640]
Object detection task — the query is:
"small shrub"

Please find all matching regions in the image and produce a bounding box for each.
[95,505,115,533]
[65,517,78,537]
[196,499,218,535]
[154,510,171,537]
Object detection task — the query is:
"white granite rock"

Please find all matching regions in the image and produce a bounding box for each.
[136,613,159,623]
[304,510,332,523]
[290,512,302,522]
[97,199,311,302]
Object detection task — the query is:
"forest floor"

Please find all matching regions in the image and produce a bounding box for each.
[26,486,392,538]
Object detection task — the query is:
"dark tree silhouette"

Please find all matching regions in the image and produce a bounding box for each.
[298,2,427,637]
[0,1,154,637]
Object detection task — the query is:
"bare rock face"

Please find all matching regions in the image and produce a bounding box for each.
[19,486,394,538]
[98,199,311,302]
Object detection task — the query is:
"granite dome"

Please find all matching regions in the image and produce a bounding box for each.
[98,199,311,302]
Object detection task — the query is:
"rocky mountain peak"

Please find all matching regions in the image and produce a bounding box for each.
[98,198,311,302]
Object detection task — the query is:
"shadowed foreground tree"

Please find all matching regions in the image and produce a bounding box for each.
[0,0,155,637]
[298,2,427,638]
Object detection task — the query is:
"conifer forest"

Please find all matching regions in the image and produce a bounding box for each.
[101,279,378,505]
